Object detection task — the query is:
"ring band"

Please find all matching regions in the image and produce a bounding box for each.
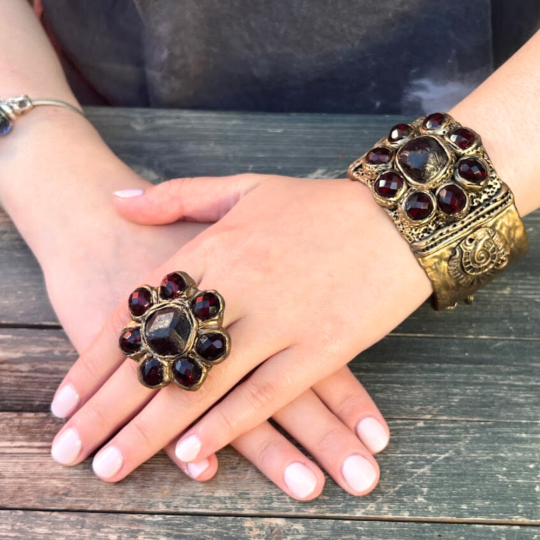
[119,271,230,390]
[348,112,529,310]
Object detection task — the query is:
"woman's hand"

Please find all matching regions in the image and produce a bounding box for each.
[50,172,426,495]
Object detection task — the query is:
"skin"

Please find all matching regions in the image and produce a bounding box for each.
[49,28,540,489]
[0,0,390,500]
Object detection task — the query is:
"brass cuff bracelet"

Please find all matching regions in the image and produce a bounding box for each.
[348,112,529,310]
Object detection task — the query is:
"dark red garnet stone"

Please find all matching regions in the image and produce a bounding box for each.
[388,123,412,143]
[192,292,221,320]
[374,171,404,198]
[160,272,187,300]
[197,332,227,362]
[119,326,142,355]
[423,112,446,130]
[437,184,467,215]
[128,287,153,317]
[404,192,434,221]
[172,357,203,388]
[366,146,392,165]
[139,357,164,387]
[449,128,476,150]
[457,158,487,184]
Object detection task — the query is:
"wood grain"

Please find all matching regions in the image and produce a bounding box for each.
[1,412,539,522]
[2,511,540,540]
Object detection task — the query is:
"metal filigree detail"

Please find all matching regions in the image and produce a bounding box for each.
[448,227,509,286]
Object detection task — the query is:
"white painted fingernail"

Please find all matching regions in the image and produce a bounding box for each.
[92,446,124,479]
[51,383,80,418]
[175,435,201,462]
[356,417,389,454]
[342,455,378,493]
[51,428,82,465]
[284,462,317,499]
[114,189,144,198]
[186,459,209,479]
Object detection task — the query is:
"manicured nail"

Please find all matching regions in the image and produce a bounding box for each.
[51,428,82,465]
[342,455,377,493]
[51,383,79,418]
[92,446,124,479]
[356,417,389,454]
[284,462,317,499]
[175,434,201,462]
[114,189,144,198]
[186,459,210,479]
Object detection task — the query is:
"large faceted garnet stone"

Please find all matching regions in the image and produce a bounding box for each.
[144,306,194,356]
[397,136,449,185]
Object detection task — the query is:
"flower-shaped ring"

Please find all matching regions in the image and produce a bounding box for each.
[119,271,230,390]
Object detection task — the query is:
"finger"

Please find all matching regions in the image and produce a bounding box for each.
[171,345,340,463]
[114,174,268,225]
[273,390,380,496]
[313,366,390,454]
[83,318,285,480]
[227,421,324,500]
[165,446,219,482]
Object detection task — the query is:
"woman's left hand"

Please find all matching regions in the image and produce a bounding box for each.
[51,173,431,486]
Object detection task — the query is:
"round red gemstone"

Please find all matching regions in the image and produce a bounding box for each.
[160,272,187,300]
[192,292,221,320]
[128,287,153,316]
[196,332,227,362]
[172,357,203,388]
[423,112,446,130]
[366,146,392,165]
[388,123,412,143]
[449,128,476,150]
[404,191,434,221]
[139,357,165,387]
[119,326,142,355]
[374,171,404,198]
[437,184,467,215]
[457,158,487,184]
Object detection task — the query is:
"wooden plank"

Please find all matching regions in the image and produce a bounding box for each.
[2,328,539,423]
[2,511,540,540]
[0,108,539,340]
[1,412,538,522]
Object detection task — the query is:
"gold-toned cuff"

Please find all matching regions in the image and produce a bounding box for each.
[348,112,529,310]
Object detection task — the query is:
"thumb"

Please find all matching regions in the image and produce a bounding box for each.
[113,173,266,225]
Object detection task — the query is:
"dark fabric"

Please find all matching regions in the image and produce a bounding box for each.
[43,0,494,114]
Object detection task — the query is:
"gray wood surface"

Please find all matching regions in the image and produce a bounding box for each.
[0,108,538,538]
[2,511,540,540]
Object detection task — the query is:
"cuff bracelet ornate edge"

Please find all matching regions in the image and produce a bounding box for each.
[348,112,529,310]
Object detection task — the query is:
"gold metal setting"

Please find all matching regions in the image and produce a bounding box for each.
[348,113,529,310]
[120,271,230,390]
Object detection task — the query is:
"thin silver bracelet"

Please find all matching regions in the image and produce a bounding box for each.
[0,95,85,135]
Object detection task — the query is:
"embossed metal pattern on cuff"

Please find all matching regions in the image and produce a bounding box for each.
[348,112,529,310]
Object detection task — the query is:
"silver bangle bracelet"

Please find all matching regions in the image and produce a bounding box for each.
[0,95,85,135]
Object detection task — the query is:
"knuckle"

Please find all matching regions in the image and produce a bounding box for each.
[128,416,154,450]
[254,437,282,469]
[81,399,109,432]
[242,378,276,413]
[335,389,370,422]
[316,425,346,453]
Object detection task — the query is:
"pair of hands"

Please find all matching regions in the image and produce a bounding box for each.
[47,171,431,500]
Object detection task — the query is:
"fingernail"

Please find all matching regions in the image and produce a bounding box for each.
[284,462,317,499]
[114,189,144,198]
[186,458,210,479]
[51,383,80,418]
[342,455,378,493]
[175,434,202,462]
[356,417,389,454]
[92,446,124,479]
[51,428,82,465]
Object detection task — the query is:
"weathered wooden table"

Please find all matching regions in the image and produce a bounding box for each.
[1,109,539,539]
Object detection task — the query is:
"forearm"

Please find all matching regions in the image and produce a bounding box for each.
[0,0,144,262]
[450,30,540,217]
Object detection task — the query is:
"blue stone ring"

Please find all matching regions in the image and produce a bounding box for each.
[119,271,230,390]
